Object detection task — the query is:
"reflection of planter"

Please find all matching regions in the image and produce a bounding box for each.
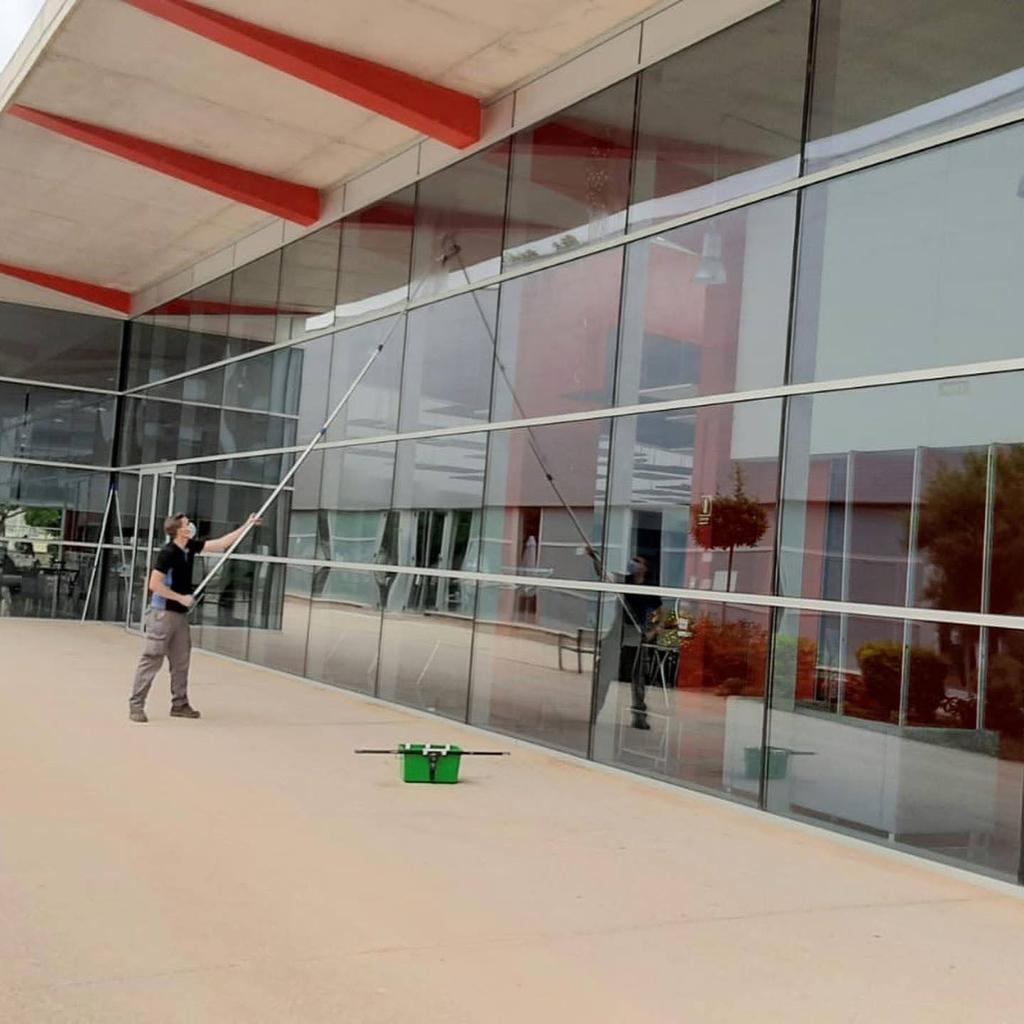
[743,746,791,780]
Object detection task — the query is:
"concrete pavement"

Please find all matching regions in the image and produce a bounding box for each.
[2,620,1024,1023]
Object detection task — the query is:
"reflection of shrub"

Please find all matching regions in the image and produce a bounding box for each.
[679,616,815,694]
[987,653,1024,736]
[855,642,948,723]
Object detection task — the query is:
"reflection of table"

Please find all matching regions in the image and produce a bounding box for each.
[637,644,678,708]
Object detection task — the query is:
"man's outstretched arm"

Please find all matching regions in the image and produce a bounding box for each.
[203,515,262,554]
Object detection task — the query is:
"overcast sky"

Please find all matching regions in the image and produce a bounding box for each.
[0,0,46,74]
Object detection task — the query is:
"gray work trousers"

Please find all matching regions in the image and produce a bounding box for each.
[130,609,192,710]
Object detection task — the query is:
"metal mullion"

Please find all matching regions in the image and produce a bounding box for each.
[0,374,120,396]
[211,550,1024,634]
[976,443,998,729]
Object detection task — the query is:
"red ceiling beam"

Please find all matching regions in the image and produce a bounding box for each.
[0,262,132,314]
[122,0,482,149]
[8,105,321,225]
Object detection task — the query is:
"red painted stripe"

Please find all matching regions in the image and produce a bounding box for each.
[9,105,321,226]
[123,0,481,148]
[156,298,318,316]
[0,262,132,314]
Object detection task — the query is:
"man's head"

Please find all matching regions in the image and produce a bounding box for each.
[628,555,649,579]
[164,513,193,543]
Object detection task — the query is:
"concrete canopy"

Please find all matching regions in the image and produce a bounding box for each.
[0,0,670,317]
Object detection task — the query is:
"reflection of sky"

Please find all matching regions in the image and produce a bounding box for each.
[0,1,46,73]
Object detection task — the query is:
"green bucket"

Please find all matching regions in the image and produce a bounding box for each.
[399,743,463,784]
[743,746,791,780]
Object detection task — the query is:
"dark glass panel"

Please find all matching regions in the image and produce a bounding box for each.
[400,290,496,432]
[493,250,622,420]
[630,0,808,229]
[470,581,597,755]
[504,78,636,268]
[767,609,1022,881]
[336,187,415,325]
[411,142,510,297]
[807,0,1024,170]
[618,199,795,405]
[592,595,769,800]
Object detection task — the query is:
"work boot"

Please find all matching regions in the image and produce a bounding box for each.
[170,705,201,719]
[129,709,148,723]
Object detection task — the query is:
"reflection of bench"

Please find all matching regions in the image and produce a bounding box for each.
[558,628,596,673]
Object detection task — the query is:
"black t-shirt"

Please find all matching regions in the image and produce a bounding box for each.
[152,538,206,614]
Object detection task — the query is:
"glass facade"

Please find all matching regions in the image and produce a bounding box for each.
[2,0,1022,884]
[0,304,127,622]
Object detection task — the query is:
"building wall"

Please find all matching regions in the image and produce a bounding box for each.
[105,0,1024,882]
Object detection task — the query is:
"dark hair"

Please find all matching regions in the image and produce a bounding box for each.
[164,513,188,539]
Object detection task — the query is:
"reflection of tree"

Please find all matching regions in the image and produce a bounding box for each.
[690,466,769,600]
[0,502,22,536]
[916,445,1024,615]
[24,507,60,529]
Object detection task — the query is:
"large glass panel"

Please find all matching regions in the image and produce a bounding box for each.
[806,0,1024,171]
[779,375,1024,616]
[766,609,1023,881]
[0,302,123,390]
[399,290,496,432]
[629,0,809,230]
[411,142,510,298]
[119,394,220,466]
[390,433,486,573]
[323,316,404,444]
[0,465,109,619]
[305,566,384,694]
[592,594,769,800]
[493,250,623,421]
[377,573,475,719]
[127,276,239,392]
[227,251,282,351]
[793,121,1024,383]
[618,199,796,405]
[604,401,782,597]
[318,443,396,564]
[480,421,611,585]
[504,78,637,268]
[275,223,342,343]
[0,383,114,466]
[245,564,312,677]
[194,566,252,660]
[470,581,597,754]
[336,187,415,324]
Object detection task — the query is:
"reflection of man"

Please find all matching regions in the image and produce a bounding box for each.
[0,543,19,616]
[621,556,662,730]
[128,512,259,724]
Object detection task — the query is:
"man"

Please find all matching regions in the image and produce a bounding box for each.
[128,512,259,723]
[620,556,663,730]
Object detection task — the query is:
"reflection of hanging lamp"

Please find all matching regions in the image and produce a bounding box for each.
[692,231,727,286]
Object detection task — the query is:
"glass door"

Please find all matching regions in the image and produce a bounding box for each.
[125,468,176,632]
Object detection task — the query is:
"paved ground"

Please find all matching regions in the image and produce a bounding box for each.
[3,620,1024,1024]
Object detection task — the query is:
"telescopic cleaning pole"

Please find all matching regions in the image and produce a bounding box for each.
[188,241,460,612]
[189,334,386,609]
[443,237,645,636]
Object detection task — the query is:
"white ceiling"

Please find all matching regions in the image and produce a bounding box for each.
[0,0,667,316]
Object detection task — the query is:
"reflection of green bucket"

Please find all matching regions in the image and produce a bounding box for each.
[743,746,790,780]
